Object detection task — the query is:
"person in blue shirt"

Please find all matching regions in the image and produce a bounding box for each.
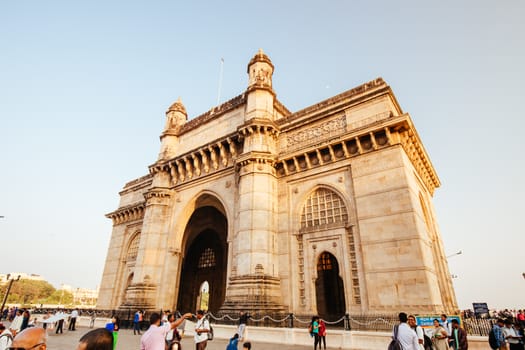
[493,319,506,350]
[226,333,239,350]
[133,310,142,335]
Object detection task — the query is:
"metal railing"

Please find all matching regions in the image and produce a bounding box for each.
[28,308,497,336]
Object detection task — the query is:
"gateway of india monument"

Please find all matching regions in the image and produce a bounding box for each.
[98,50,457,318]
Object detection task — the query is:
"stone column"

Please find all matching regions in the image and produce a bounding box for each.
[119,184,173,311]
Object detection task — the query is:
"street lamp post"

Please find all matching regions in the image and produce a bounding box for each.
[1,274,21,313]
[446,250,462,259]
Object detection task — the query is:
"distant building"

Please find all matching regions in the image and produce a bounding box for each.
[60,285,99,306]
[98,50,457,317]
[0,273,44,283]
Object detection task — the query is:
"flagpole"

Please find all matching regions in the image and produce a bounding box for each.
[217,58,224,105]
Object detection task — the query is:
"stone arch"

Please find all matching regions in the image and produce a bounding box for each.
[176,193,228,313]
[167,190,232,251]
[315,251,346,319]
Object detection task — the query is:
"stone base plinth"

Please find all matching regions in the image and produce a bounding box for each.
[118,282,157,311]
[220,274,287,314]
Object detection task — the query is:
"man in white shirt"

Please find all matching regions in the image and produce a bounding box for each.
[9,310,23,336]
[69,309,79,331]
[392,312,419,350]
[194,310,210,350]
[408,315,425,350]
[502,319,522,350]
[0,323,13,350]
[440,314,454,348]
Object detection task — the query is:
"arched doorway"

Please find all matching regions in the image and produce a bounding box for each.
[177,205,227,313]
[315,252,346,319]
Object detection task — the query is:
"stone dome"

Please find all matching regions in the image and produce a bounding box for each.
[247,48,274,73]
[166,97,187,115]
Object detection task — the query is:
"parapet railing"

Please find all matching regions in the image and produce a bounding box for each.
[25,308,497,336]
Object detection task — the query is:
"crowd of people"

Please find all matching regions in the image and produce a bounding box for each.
[391,313,468,350]
[389,311,525,350]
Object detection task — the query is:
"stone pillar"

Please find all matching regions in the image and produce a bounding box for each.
[220,49,285,314]
[119,183,174,311]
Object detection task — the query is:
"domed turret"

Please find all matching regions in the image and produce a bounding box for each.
[164,97,187,131]
[247,48,274,90]
[166,97,187,115]
[159,97,187,160]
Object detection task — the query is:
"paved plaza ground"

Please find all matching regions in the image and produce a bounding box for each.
[45,326,313,350]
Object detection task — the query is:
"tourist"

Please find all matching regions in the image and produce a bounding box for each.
[393,312,419,350]
[518,311,525,328]
[10,327,47,350]
[134,310,142,335]
[141,311,191,350]
[503,319,522,350]
[41,311,50,331]
[242,341,252,350]
[440,314,453,348]
[408,315,425,350]
[0,322,13,350]
[492,318,506,350]
[105,315,120,350]
[69,308,79,331]
[76,328,113,350]
[20,310,31,332]
[310,316,320,350]
[175,310,185,336]
[194,310,210,350]
[55,309,65,334]
[226,333,239,350]
[431,319,448,350]
[165,313,182,347]
[9,310,23,337]
[318,318,327,350]
[89,311,96,328]
[450,319,468,350]
[238,311,249,341]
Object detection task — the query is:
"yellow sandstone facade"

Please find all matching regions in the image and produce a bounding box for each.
[98,50,457,317]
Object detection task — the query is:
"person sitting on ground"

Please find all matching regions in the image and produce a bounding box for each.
[76,328,113,350]
[227,333,239,350]
[10,327,47,350]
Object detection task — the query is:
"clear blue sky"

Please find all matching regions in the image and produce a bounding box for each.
[1,1,524,310]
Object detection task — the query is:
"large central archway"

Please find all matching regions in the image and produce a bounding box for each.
[177,205,228,313]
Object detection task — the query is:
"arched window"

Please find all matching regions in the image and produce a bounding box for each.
[198,248,216,269]
[317,252,334,271]
[126,234,140,262]
[301,188,348,228]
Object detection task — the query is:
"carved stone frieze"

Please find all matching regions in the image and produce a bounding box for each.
[282,114,347,153]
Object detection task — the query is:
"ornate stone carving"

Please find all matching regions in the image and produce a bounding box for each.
[283,114,347,153]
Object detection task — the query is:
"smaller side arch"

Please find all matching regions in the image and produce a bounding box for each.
[315,251,346,319]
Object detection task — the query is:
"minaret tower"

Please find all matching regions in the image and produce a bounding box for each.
[159,97,188,160]
[221,49,285,313]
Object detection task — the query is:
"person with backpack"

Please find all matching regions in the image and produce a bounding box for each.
[489,319,506,350]
[391,312,419,350]
[0,323,13,350]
